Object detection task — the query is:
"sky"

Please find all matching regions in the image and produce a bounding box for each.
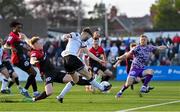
[82,0,157,17]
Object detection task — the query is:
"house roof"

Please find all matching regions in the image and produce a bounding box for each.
[110,15,152,33]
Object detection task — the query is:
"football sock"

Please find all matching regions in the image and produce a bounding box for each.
[14,77,20,85]
[58,81,75,98]
[31,76,38,92]
[34,91,48,101]
[77,77,90,85]
[88,78,104,91]
[120,85,128,93]
[24,75,34,90]
[141,78,145,83]
[143,74,153,87]
[1,78,8,90]
[8,81,14,88]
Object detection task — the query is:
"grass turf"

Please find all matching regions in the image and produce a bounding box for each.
[0,81,179,111]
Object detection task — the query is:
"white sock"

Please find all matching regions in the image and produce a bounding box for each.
[34,91,39,94]
[1,78,8,91]
[58,81,74,98]
[89,78,104,91]
[22,88,27,92]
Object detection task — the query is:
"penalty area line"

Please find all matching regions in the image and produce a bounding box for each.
[116,100,180,112]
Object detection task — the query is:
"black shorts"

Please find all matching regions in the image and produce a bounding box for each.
[90,62,107,73]
[2,61,14,77]
[45,70,66,85]
[14,59,32,73]
[63,55,84,74]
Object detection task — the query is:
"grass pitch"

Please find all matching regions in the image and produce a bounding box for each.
[0,81,179,111]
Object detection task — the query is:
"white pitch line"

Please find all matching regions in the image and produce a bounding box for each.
[117,100,180,112]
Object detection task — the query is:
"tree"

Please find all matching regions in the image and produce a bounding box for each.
[151,0,180,30]
[0,0,31,19]
[88,3,106,19]
[29,0,84,28]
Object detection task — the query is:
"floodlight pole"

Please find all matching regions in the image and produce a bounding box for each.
[77,0,81,32]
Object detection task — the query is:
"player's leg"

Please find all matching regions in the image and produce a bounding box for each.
[140,69,154,93]
[116,68,141,98]
[24,66,40,97]
[101,69,114,82]
[78,67,111,91]
[3,61,24,92]
[33,74,53,102]
[0,67,10,93]
[57,72,77,103]
[116,76,135,98]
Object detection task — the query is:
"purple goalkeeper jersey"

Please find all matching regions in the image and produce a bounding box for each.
[131,45,157,69]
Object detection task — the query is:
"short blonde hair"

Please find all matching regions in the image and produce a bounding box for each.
[130,42,137,48]
[29,36,40,45]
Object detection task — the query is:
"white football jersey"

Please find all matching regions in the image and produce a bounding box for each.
[61,32,87,57]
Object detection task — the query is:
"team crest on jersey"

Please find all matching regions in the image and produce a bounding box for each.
[46,77,51,82]
[129,71,136,75]
[24,61,30,66]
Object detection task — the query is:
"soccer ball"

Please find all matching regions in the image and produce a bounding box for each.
[100,81,111,88]
[100,81,112,93]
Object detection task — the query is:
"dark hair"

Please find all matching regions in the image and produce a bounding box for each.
[140,34,147,38]
[9,21,22,28]
[82,27,93,37]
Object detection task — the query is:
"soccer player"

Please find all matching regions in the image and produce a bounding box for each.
[1,49,25,94]
[25,36,91,102]
[0,39,11,93]
[88,38,113,82]
[0,37,23,94]
[115,35,168,98]
[56,27,111,102]
[4,21,39,97]
[114,43,138,90]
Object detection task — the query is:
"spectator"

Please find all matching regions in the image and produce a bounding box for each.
[110,43,118,57]
[171,53,180,65]
[160,57,171,66]
[118,42,126,56]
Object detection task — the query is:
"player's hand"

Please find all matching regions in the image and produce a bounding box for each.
[116,57,120,60]
[99,60,106,65]
[112,64,117,70]
[19,33,28,40]
[102,61,107,66]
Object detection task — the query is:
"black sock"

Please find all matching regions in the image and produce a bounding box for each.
[141,78,145,83]
[77,76,91,85]
[35,91,48,101]
[14,77,20,85]
[8,81,14,88]
[24,75,34,90]
[101,76,111,82]
[31,76,38,92]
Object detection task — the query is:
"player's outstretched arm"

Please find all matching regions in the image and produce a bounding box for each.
[82,47,104,64]
[157,45,168,51]
[117,51,131,62]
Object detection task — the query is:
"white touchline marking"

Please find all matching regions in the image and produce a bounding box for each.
[116,100,180,112]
